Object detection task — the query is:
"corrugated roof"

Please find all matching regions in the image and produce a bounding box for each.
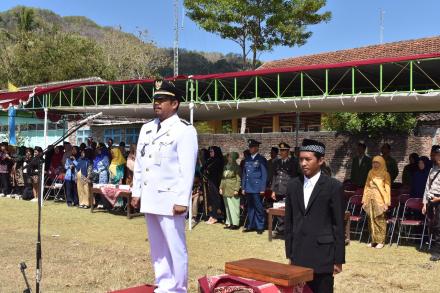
[417,113,440,122]
[259,36,440,70]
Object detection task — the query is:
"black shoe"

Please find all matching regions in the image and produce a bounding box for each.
[242,228,254,233]
[230,225,240,230]
[224,225,231,229]
[257,230,264,235]
[430,255,440,262]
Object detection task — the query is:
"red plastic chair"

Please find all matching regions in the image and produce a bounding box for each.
[396,198,428,249]
[346,194,367,241]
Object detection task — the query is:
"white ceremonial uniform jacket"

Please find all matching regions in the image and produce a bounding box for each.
[131,114,198,216]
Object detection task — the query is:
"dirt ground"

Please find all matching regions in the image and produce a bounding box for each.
[0,198,438,292]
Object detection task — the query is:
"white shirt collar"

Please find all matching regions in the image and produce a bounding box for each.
[304,171,321,186]
[251,153,258,159]
[156,113,179,129]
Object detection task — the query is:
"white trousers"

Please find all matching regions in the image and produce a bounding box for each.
[145,213,188,293]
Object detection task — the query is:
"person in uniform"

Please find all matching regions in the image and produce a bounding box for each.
[422,145,440,262]
[270,142,300,234]
[285,139,345,293]
[241,139,268,234]
[267,147,279,187]
[271,142,300,202]
[132,79,198,293]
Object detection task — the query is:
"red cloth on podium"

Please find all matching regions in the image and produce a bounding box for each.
[98,187,140,209]
[198,274,312,293]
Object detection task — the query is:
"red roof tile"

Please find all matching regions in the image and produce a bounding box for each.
[259,36,440,70]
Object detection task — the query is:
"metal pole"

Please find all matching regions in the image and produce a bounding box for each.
[36,106,48,293]
[295,112,300,147]
[41,107,48,206]
[188,79,195,231]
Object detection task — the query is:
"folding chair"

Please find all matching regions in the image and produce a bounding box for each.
[387,194,409,246]
[44,173,65,201]
[388,193,410,246]
[346,194,367,241]
[396,198,428,249]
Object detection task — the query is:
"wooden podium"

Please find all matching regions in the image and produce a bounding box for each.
[225,258,313,287]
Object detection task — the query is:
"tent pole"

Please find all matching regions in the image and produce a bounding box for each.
[295,112,300,147]
[189,79,195,230]
[40,107,48,208]
[36,106,48,293]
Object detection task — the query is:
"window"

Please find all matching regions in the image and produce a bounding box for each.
[126,128,140,145]
[76,129,91,145]
[262,126,273,133]
[280,126,293,132]
[104,128,122,144]
[307,124,321,131]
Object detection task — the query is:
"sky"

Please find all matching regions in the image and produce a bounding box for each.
[0,0,439,62]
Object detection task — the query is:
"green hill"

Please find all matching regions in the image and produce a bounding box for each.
[0,5,252,88]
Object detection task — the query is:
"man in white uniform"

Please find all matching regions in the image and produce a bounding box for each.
[132,79,198,293]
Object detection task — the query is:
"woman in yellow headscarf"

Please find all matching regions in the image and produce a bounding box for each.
[362,156,391,249]
[109,147,126,184]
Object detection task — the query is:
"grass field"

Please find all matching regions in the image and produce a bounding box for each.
[0,197,439,293]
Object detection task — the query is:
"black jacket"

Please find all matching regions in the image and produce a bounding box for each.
[271,157,300,195]
[285,173,345,274]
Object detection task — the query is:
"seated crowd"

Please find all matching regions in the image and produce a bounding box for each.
[0,138,136,210]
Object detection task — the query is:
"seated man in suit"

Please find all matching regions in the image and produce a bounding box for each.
[285,139,345,293]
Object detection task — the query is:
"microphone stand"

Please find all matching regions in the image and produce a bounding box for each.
[34,112,102,293]
[20,262,32,293]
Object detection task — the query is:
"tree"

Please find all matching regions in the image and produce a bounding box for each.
[184,0,331,69]
[100,27,170,80]
[15,6,37,33]
[322,112,418,137]
[3,30,114,86]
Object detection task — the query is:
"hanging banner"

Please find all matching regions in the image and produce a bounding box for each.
[8,106,16,145]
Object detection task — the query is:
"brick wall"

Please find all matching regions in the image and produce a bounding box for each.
[198,129,437,182]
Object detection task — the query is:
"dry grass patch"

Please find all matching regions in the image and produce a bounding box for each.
[0,198,439,292]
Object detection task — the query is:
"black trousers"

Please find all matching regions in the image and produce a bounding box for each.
[428,202,440,256]
[307,273,334,293]
[0,173,9,194]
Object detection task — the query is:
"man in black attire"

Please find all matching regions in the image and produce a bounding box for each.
[271,142,300,201]
[285,139,345,293]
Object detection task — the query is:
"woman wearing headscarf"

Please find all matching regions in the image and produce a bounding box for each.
[11,146,27,198]
[411,156,430,198]
[76,148,94,208]
[22,148,34,200]
[93,143,110,184]
[125,144,136,186]
[362,156,391,249]
[203,146,224,224]
[62,143,72,166]
[220,152,241,229]
[64,146,79,206]
[109,147,126,184]
[49,145,64,180]
[30,146,44,201]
